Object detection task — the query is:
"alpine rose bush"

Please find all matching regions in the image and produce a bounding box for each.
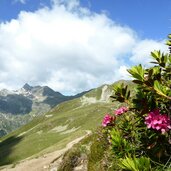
[145,109,171,134]
[100,35,171,170]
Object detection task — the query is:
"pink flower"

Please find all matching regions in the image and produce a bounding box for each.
[145,109,171,134]
[115,106,128,116]
[102,114,115,127]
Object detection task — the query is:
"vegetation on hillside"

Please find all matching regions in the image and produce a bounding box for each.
[58,35,171,171]
[0,84,117,167]
[99,34,171,170]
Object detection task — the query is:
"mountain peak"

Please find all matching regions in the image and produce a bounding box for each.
[42,86,57,96]
[23,83,33,91]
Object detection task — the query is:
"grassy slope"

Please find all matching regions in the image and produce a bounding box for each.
[0,84,123,166]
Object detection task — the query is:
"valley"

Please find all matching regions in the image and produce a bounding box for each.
[0,83,118,170]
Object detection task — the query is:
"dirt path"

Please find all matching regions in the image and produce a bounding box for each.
[1,131,91,171]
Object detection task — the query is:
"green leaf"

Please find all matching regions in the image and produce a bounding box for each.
[152,66,161,75]
[126,90,130,99]
[113,83,123,92]
[132,80,143,84]
[166,40,171,46]
[153,80,167,97]
[151,50,160,60]
[127,64,145,81]
[160,55,166,67]
[119,156,151,171]
[148,68,153,78]
[150,62,159,64]
[112,83,131,102]
[122,85,128,96]
[168,34,171,39]
[119,156,138,171]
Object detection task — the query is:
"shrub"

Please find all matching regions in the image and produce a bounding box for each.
[101,34,171,170]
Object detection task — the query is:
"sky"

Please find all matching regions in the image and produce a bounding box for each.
[0,0,170,95]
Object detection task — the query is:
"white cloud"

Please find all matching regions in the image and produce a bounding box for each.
[130,39,168,67]
[0,1,168,94]
[117,66,131,80]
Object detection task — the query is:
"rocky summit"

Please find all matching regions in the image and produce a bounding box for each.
[0,84,85,136]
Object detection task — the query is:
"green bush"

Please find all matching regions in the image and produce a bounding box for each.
[101,34,171,170]
[119,155,151,171]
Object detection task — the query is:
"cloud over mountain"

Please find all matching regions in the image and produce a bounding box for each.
[0,0,167,94]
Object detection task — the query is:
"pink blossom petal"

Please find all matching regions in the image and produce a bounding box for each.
[115,106,128,116]
[144,109,171,133]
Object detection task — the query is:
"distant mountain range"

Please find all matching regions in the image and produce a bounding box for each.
[0,83,88,136]
[0,83,115,168]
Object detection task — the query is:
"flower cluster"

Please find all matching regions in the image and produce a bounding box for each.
[115,106,128,115]
[145,109,171,134]
[102,114,115,127]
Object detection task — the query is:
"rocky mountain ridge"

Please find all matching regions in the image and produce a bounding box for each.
[0,83,87,136]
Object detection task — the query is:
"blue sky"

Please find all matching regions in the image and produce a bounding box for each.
[84,0,171,40]
[0,0,170,94]
[1,0,171,39]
